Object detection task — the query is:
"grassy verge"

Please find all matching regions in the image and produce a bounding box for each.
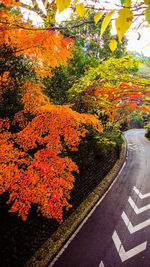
[26,140,126,267]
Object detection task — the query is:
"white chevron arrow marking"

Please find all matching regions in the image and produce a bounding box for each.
[121,211,150,233]
[99,261,105,267]
[128,196,150,214]
[112,230,147,262]
[133,187,150,199]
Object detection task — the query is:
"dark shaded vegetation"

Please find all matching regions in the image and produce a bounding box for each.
[145,125,150,139]
[0,131,122,267]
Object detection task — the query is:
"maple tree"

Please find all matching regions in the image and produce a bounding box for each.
[0,94,101,222]
[0,1,74,79]
[68,56,149,123]
[0,0,149,224]
[42,8,128,105]
[0,0,102,222]
[0,70,102,223]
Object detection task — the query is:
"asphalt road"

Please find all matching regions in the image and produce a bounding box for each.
[49,129,150,267]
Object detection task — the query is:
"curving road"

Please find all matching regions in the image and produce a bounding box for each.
[49,129,150,267]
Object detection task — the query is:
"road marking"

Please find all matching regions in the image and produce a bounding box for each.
[133,187,150,199]
[128,196,150,214]
[49,140,128,266]
[128,144,137,147]
[129,147,137,151]
[121,211,150,233]
[49,159,127,267]
[128,146,138,151]
[112,230,147,262]
[99,261,105,267]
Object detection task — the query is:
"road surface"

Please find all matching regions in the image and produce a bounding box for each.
[49,129,150,267]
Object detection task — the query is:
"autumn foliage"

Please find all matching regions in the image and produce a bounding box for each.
[69,56,149,122]
[84,82,148,120]
[0,1,149,223]
[0,1,102,222]
[0,75,102,222]
[0,106,101,222]
[0,0,74,79]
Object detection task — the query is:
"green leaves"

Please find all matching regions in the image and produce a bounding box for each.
[115,8,133,42]
[121,0,131,7]
[100,10,115,37]
[120,0,128,5]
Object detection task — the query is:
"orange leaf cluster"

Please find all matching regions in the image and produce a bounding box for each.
[84,81,149,121]
[0,2,74,78]
[0,1,102,222]
[0,79,102,222]
[1,0,19,7]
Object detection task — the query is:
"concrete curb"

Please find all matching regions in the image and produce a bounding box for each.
[144,136,150,144]
[26,137,127,267]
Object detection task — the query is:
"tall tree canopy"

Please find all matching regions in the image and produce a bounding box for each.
[0,0,102,222]
[0,0,149,223]
[68,56,149,121]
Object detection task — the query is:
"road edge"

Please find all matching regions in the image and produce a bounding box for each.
[26,136,127,267]
[144,136,150,144]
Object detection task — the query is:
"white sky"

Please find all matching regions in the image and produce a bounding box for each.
[108,0,150,56]
[126,29,150,56]
[20,0,150,56]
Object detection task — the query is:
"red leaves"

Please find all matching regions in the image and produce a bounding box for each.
[0,5,74,79]
[0,81,101,222]
[84,81,149,121]
[6,149,77,222]
[1,0,19,7]
[0,1,102,223]
[0,27,74,78]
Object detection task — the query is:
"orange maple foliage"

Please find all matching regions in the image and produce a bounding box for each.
[0,1,102,222]
[0,1,74,79]
[0,97,101,222]
[84,82,149,121]
[0,78,102,222]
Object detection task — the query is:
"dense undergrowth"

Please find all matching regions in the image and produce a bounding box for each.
[145,122,150,139]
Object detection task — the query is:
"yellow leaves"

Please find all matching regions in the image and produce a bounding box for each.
[76,3,85,17]
[94,12,104,24]
[115,8,133,43]
[121,0,127,5]
[144,0,150,5]
[44,0,49,8]
[100,10,115,37]
[56,0,71,13]
[145,6,150,24]
[33,0,37,7]
[73,0,78,5]
[109,39,117,52]
[124,0,132,7]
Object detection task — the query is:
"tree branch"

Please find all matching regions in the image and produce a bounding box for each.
[20,3,47,19]
[0,20,95,31]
